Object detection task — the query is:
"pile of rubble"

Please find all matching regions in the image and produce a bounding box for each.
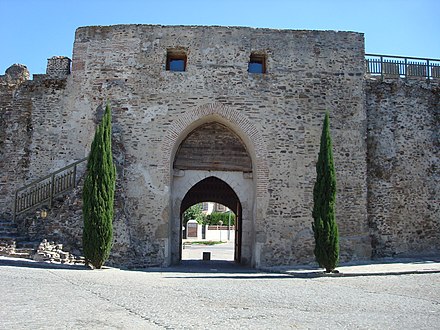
[0,240,16,256]
[33,239,85,265]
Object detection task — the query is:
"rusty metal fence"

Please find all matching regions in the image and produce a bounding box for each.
[366,54,440,80]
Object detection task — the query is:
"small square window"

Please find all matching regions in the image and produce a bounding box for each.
[169,59,185,71]
[248,53,266,74]
[166,50,187,72]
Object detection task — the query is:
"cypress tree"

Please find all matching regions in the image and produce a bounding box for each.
[312,111,339,273]
[82,103,116,269]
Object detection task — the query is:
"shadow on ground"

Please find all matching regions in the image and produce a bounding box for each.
[0,257,88,270]
[2,256,440,279]
[131,260,294,279]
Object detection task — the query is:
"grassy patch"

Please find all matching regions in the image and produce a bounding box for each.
[185,241,224,245]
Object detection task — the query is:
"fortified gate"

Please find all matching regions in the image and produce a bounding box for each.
[0,25,438,268]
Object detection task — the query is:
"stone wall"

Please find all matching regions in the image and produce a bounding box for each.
[0,63,87,227]
[0,69,87,250]
[366,78,440,257]
[0,68,37,217]
[1,24,438,268]
[46,56,71,78]
[70,25,369,267]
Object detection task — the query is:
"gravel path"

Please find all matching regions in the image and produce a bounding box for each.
[1,258,439,329]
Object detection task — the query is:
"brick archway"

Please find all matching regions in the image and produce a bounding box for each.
[159,102,269,198]
[165,102,268,267]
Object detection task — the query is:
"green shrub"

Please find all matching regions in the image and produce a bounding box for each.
[82,103,116,269]
[312,111,339,273]
[206,212,235,226]
[183,204,206,225]
[182,204,236,226]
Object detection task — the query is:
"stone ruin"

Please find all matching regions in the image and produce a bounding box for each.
[0,25,438,268]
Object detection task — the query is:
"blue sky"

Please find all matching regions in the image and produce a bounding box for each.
[1,0,439,75]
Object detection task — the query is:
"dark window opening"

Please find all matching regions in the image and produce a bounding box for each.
[248,53,266,74]
[167,50,187,72]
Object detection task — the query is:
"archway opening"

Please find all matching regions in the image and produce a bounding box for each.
[180,176,242,263]
[170,118,255,266]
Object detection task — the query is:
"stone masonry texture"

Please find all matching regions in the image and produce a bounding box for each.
[366,79,439,257]
[0,24,438,268]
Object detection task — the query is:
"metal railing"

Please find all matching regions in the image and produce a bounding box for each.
[13,157,88,221]
[365,54,440,80]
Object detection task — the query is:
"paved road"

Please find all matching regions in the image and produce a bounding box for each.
[182,241,234,261]
[1,258,439,329]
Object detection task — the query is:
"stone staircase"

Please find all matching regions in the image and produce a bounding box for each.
[1,157,88,264]
[0,218,39,259]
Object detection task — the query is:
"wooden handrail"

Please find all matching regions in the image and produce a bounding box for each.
[13,157,88,221]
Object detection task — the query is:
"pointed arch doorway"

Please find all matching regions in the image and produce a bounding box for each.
[170,120,255,266]
[180,176,242,262]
